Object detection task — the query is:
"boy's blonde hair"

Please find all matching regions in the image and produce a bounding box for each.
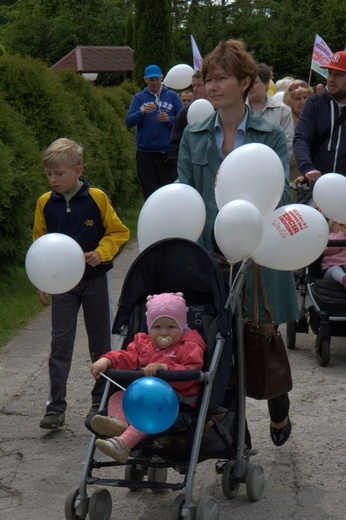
[42,138,83,169]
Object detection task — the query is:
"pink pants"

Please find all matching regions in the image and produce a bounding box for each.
[108,391,146,448]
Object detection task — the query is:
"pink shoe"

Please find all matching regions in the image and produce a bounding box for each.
[95,437,130,463]
[91,415,127,437]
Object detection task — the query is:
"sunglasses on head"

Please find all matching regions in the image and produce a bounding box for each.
[288,81,309,92]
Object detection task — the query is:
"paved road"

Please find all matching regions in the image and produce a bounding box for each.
[1,239,346,520]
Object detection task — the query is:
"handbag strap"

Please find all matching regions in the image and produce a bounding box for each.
[252,263,273,324]
[242,261,274,324]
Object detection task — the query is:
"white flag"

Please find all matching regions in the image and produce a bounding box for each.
[190,35,203,71]
[311,34,333,79]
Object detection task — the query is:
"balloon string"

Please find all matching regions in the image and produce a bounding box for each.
[99,372,126,391]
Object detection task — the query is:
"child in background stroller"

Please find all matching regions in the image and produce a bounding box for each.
[286,218,346,366]
[65,238,264,520]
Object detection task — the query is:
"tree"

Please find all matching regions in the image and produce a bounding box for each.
[314,0,346,52]
[0,0,133,66]
[0,0,345,84]
[133,0,173,86]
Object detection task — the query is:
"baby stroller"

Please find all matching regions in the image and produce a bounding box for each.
[65,238,264,520]
[286,237,346,366]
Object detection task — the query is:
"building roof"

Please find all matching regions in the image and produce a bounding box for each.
[50,46,134,73]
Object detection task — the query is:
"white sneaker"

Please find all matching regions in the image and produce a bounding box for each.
[95,437,130,463]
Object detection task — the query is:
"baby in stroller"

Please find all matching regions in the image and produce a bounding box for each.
[321,220,346,289]
[90,292,206,463]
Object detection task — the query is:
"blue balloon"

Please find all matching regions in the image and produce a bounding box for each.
[123,377,179,434]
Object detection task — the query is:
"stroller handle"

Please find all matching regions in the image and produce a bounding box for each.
[105,368,202,386]
[327,240,346,247]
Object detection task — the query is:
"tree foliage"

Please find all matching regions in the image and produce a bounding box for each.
[0,0,134,66]
[0,0,344,82]
[133,0,173,85]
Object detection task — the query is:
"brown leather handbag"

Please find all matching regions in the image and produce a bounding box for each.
[243,262,293,400]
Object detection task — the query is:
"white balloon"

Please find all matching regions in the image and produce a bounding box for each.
[215,143,285,216]
[187,99,214,124]
[252,204,329,270]
[25,233,85,293]
[272,91,284,103]
[137,184,206,252]
[163,64,194,90]
[214,200,263,264]
[313,173,346,223]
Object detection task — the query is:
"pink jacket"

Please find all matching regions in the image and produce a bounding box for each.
[321,231,346,271]
[102,329,206,399]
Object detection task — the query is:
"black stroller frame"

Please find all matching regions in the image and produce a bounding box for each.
[286,238,346,367]
[65,239,264,520]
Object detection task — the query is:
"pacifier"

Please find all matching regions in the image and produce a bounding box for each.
[157,336,172,347]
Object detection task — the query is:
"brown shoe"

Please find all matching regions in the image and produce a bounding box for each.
[91,415,128,437]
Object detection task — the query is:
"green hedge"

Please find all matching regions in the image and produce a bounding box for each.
[0,54,139,273]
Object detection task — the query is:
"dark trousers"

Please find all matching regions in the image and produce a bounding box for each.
[47,274,111,413]
[268,393,290,423]
[269,325,290,423]
[136,151,178,200]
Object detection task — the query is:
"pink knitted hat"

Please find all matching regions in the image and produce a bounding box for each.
[146,292,187,333]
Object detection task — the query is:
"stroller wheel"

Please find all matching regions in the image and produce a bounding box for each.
[124,463,146,490]
[221,461,240,499]
[88,489,112,520]
[316,336,330,367]
[148,464,168,492]
[65,487,88,520]
[171,493,185,520]
[246,464,264,502]
[286,321,297,350]
[196,495,219,520]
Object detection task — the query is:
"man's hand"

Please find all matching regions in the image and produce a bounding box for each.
[305,169,321,185]
[141,102,157,114]
[157,111,169,123]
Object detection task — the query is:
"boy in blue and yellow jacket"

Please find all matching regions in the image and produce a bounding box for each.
[33,138,130,430]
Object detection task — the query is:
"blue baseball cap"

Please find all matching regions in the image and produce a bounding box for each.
[144,64,162,78]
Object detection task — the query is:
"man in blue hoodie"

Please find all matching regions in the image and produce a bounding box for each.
[125,64,183,199]
[293,50,346,186]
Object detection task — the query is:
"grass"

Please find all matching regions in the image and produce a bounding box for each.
[0,192,143,349]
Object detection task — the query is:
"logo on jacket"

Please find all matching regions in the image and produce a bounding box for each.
[84,219,94,227]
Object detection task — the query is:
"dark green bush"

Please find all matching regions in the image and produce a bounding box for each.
[0,95,44,269]
[0,54,139,272]
[0,54,77,148]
